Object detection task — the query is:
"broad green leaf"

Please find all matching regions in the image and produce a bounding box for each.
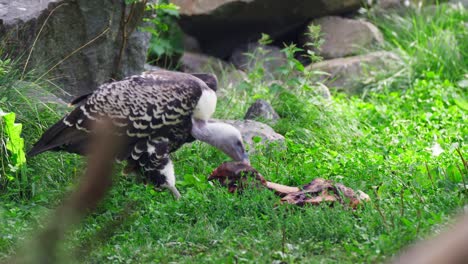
[1,112,26,167]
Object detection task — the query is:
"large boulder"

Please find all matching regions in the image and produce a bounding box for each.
[182,34,202,53]
[451,0,468,7]
[308,51,401,94]
[303,16,384,59]
[178,52,246,94]
[171,0,363,58]
[0,0,150,98]
[229,43,287,79]
[374,0,405,9]
[179,52,231,74]
[0,0,60,25]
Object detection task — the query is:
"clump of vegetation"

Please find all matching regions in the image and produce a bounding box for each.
[0,110,27,195]
[0,53,82,202]
[0,3,466,263]
[369,3,468,83]
[143,0,184,68]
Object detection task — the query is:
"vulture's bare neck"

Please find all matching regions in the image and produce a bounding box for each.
[191,119,227,148]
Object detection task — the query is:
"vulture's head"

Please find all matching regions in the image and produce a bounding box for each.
[191,120,249,164]
[212,122,249,164]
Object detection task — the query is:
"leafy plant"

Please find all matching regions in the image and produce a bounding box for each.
[0,58,11,77]
[303,24,324,63]
[369,3,468,82]
[0,109,28,197]
[0,58,20,87]
[143,1,183,68]
[122,0,183,68]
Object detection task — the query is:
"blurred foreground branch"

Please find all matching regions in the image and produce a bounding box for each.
[393,214,468,264]
[394,149,467,264]
[10,120,123,264]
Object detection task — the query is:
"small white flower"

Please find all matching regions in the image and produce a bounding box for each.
[451,142,460,150]
[430,142,444,157]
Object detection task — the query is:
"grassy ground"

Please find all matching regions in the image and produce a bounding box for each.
[0,3,467,263]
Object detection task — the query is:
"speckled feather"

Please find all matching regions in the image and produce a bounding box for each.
[65,71,207,137]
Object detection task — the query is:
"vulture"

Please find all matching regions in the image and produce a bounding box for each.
[27,70,249,199]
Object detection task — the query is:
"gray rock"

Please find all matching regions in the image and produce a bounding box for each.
[303,16,384,60]
[373,0,404,9]
[179,52,246,93]
[308,51,401,94]
[219,119,285,150]
[215,69,247,97]
[179,52,230,74]
[144,64,162,72]
[0,0,60,26]
[315,83,333,100]
[244,99,279,124]
[450,0,468,7]
[230,43,287,79]
[0,0,150,99]
[183,34,202,53]
[171,0,363,58]
[367,0,409,17]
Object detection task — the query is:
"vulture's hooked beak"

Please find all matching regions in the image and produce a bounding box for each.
[230,141,250,165]
[241,152,250,165]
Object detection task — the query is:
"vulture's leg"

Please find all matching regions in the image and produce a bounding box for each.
[152,158,180,200]
[132,138,181,199]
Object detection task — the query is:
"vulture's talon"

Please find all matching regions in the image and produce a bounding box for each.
[167,186,181,200]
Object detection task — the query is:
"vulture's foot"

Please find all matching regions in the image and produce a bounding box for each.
[156,185,181,200]
[167,185,181,200]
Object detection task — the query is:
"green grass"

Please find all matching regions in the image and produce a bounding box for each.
[368,3,468,83]
[1,3,467,263]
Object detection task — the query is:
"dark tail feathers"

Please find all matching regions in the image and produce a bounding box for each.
[27,119,86,157]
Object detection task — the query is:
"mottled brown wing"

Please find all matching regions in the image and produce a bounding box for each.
[28,71,208,157]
